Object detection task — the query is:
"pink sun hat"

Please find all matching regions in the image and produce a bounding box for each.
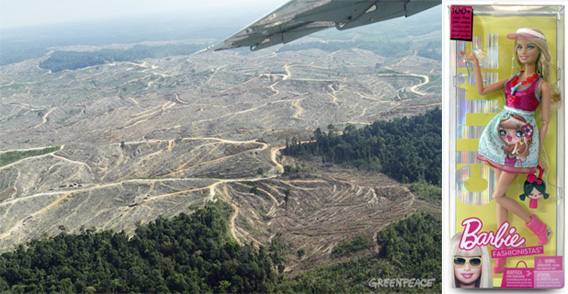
[507,28,546,40]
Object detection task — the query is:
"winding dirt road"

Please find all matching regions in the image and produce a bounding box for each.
[0,138,287,246]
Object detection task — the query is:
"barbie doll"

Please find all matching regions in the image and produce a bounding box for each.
[450,232,493,288]
[460,26,561,273]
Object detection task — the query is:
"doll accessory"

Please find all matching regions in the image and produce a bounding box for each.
[528,165,544,183]
[453,257,482,268]
[525,214,550,244]
[526,174,542,184]
[506,28,546,40]
[508,72,540,97]
[493,244,508,273]
[522,166,546,209]
[503,72,541,111]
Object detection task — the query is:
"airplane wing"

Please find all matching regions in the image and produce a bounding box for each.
[213,0,441,51]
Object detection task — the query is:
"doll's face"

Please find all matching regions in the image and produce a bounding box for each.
[516,37,541,65]
[528,187,544,200]
[499,125,523,145]
[499,116,525,145]
[453,255,482,287]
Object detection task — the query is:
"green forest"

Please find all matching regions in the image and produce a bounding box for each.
[0,202,276,293]
[39,44,203,72]
[0,146,61,167]
[278,39,413,58]
[278,39,440,61]
[0,202,440,293]
[283,108,442,185]
[280,213,441,293]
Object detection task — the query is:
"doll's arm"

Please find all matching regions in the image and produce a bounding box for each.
[459,50,508,95]
[538,81,551,167]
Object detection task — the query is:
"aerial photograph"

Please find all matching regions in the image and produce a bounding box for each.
[0,0,442,292]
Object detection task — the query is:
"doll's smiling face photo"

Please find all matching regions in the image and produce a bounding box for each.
[453,255,482,287]
[516,37,541,65]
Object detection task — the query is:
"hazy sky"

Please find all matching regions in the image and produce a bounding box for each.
[0,0,286,29]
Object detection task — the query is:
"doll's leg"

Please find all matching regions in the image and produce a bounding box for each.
[493,169,508,273]
[492,172,530,222]
[494,170,508,225]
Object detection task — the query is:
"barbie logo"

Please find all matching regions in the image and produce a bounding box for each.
[459,218,526,250]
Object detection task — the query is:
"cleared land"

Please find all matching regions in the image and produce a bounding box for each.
[0,42,439,271]
[0,140,415,276]
[0,48,439,150]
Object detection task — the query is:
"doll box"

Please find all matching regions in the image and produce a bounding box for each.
[444,3,565,290]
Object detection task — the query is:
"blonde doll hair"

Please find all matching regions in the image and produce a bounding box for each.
[449,232,493,288]
[512,26,561,104]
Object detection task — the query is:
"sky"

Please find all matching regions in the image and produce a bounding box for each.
[0,0,286,29]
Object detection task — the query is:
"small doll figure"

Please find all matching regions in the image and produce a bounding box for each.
[520,167,548,209]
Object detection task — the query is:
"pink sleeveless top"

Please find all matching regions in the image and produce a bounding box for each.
[504,73,541,112]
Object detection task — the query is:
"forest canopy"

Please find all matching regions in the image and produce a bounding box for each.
[39,44,203,72]
[0,202,441,293]
[0,202,276,293]
[284,108,442,185]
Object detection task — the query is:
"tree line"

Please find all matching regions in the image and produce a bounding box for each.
[0,202,440,293]
[277,37,440,61]
[39,44,203,72]
[278,40,414,58]
[283,108,442,185]
[277,213,441,293]
[0,202,276,293]
[0,146,61,167]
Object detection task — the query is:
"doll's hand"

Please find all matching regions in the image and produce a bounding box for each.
[459,50,477,62]
[538,157,546,170]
